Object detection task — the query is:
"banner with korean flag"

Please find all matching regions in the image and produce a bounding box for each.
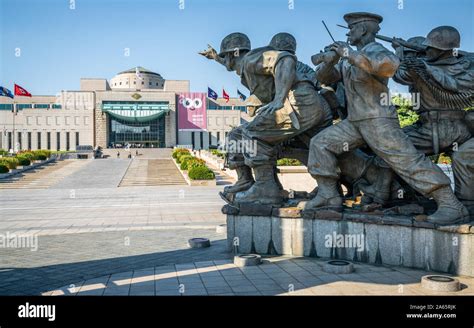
[177,92,207,131]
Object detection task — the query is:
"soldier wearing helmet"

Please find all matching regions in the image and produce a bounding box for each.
[304,13,469,225]
[269,32,317,85]
[271,32,349,121]
[269,32,297,53]
[200,33,333,205]
[391,26,474,220]
[423,25,460,61]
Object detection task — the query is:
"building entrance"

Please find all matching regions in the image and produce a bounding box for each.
[109,116,165,148]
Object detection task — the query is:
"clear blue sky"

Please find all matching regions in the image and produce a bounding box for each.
[1,0,473,96]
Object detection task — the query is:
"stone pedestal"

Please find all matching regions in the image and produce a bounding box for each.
[224,204,474,277]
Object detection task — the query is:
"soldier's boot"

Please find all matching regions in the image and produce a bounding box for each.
[223,165,254,194]
[428,186,470,225]
[460,200,474,221]
[234,164,283,205]
[308,186,319,199]
[299,177,343,211]
[360,168,393,205]
[274,166,284,190]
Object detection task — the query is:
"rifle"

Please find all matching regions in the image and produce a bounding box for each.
[336,24,426,52]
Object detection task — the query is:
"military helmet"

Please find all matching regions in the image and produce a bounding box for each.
[219,33,251,57]
[404,36,426,52]
[422,26,460,50]
[269,32,297,53]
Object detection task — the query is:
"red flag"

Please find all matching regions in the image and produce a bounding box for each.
[222,89,230,103]
[14,84,32,97]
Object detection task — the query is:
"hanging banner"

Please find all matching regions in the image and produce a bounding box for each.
[177,92,207,131]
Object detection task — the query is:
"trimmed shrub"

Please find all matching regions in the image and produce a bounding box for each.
[16,156,31,166]
[172,148,190,159]
[188,165,215,180]
[188,158,206,170]
[181,156,207,170]
[179,155,194,170]
[0,164,9,173]
[0,149,7,156]
[211,149,225,158]
[19,152,35,161]
[0,157,19,170]
[31,150,51,160]
[176,152,191,164]
[277,158,302,166]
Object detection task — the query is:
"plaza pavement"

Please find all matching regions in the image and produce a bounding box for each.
[0,156,228,295]
[43,257,474,296]
[1,156,473,296]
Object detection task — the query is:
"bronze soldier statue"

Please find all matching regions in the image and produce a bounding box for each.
[390,26,473,218]
[199,32,333,205]
[304,12,469,225]
[269,32,316,83]
[268,32,342,158]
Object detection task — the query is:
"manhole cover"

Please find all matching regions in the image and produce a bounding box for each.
[421,275,460,292]
[323,260,354,274]
[426,275,455,283]
[234,254,262,267]
[187,238,211,248]
[328,260,351,266]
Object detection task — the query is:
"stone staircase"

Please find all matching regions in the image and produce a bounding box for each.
[119,159,186,187]
[0,160,89,189]
[102,148,173,159]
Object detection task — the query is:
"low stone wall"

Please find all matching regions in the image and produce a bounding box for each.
[225,205,474,277]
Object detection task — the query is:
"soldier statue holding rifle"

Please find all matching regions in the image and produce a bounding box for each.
[361,26,474,221]
[303,12,470,225]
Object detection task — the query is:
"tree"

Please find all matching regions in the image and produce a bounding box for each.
[392,95,419,128]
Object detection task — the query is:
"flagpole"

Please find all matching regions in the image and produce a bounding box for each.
[12,98,16,153]
[222,86,225,147]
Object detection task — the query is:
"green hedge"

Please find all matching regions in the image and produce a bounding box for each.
[0,149,8,156]
[18,152,35,161]
[172,148,190,159]
[211,149,225,158]
[277,158,302,166]
[179,155,194,169]
[176,151,191,164]
[181,157,206,170]
[188,165,215,180]
[0,157,19,170]
[16,156,31,166]
[32,150,51,160]
[0,165,9,174]
[188,158,206,170]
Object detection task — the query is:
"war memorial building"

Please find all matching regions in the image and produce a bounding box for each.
[0,66,244,151]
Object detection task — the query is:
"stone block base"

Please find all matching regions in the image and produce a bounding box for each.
[226,211,474,277]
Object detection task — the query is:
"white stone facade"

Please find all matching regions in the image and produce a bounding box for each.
[0,67,246,151]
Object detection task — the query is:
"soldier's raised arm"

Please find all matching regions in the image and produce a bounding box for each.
[331,41,399,78]
[199,44,225,65]
[393,59,415,86]
[313,50,342,85]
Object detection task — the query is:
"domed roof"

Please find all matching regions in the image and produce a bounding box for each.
[117,66,163,78]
